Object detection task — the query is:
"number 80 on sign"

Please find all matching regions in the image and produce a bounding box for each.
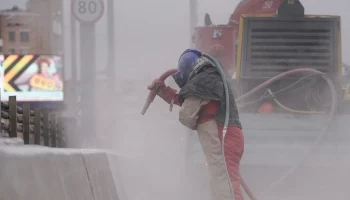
[71,0,104,23]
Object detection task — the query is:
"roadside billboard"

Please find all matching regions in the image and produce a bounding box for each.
[0,54,64,102]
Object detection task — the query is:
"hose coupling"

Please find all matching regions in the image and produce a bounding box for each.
[169,97,174,112]
[222,127,228,138]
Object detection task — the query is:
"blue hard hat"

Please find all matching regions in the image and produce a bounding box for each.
[172,49,202,88]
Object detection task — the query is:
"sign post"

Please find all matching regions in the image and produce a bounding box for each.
[189,0,197,48]
[106,0,116,146]
[107,0,115,91]
[71,0,104,146]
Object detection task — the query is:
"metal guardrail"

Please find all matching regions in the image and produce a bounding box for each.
[2,96,65,147]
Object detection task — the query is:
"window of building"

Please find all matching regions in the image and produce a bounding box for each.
[19,47,30,54]
[20,31,29,42]
[8,48,15,54]
[8,31,15,42]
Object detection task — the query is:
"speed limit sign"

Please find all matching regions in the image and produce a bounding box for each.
[71,0,104,23]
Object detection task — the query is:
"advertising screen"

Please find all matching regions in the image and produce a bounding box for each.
[0,54,64,102]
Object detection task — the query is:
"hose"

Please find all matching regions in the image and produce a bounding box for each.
[235,68,334,103]
[305,78,332,111]
[267,88,326,114]
[202,53,236,200]
[141,66,337,200]
[240,173,257,200]
[140,62,257,200]
[237,73,317,108]
[141,69,178,115]
[204,54,260,200]
[233,68,337,198]
[264,73,337,196]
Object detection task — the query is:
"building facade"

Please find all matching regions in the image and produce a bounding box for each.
[0,1,64,55]
[0,6,41,54]
[26,0,64,55]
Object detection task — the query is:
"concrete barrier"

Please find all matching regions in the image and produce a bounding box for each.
[0,146,129,200]
[0,138,24,146]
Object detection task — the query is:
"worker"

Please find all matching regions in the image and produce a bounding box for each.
[147,49,244,200]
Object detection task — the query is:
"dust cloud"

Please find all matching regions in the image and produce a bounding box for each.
[103,1,350,200]
[67,0,213,199]
[1,0,350,200]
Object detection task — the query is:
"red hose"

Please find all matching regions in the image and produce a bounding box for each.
[141,68,257,199]
[235,68,337,199]
[236,68,328,102]
[141,69,178,115]
[260,71,336,198]
[240,174,257,200]
[141,67,337,200]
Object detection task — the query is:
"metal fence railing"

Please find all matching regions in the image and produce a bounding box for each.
[1,96,65,147]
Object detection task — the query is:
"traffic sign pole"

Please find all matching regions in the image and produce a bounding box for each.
[107,0,115,91]
[189,0,197,48]
[70,9,77,119]
[106,0,116,140]
[72,0,104,146]
[80,23,96,144]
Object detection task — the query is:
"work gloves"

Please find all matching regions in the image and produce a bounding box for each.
[147,79,166,92]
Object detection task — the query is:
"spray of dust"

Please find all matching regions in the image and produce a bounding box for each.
[63,1,216,199]
[65,0,350,199]
[2,0,350,199]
